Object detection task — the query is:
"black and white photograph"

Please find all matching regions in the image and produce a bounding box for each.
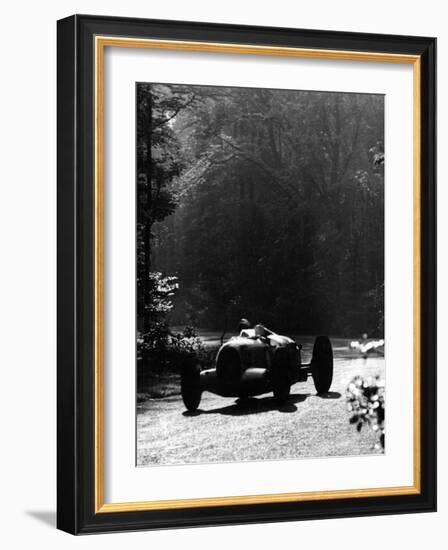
[136,82,385,467]
[0,0,441,542]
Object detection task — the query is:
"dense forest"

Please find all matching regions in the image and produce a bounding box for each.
[137,83,384,356]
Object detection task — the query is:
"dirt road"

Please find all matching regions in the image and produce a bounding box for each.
[137,353,384,466]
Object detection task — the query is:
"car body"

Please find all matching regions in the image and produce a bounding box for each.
[181,326,333,412]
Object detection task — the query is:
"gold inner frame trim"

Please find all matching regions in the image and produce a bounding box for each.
[94,35,422,514]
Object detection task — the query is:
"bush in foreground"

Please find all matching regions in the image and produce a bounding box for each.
[346,375,385,449]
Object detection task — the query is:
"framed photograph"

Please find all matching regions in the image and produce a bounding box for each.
[57,14,436,534]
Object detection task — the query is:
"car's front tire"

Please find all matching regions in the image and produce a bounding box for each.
[311,336,333,394]
[271,348,291,404]
[181,354,202,412]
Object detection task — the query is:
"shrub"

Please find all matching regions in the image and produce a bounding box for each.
[138,325,213,372]
[346,375,385,449]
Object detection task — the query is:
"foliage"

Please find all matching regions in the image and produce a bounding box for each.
[137,272,212,371]
[147,84,385,336]
[346,375,385,449]
[137,84,199,328]
[145,272,179,316]
[169,326,213,368]
[138,324,212,372]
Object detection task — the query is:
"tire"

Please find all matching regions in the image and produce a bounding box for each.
[216,347,241,385]
[181,355,202,412]
[271,348,291,404]
[311,336,333,394]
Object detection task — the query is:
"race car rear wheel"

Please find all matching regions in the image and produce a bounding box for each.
[271,348,291,404]
[181,355,202,412]
[311,336,333,394]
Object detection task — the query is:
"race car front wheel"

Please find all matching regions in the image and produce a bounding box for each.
[311,335,333,394]
[271,348,291,404]
[181,355,202,412]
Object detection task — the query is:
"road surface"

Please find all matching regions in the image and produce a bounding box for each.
[137,350,384,466]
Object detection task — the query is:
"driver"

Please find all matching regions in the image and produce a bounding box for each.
[237,318,272,342]
[238,318,252,333]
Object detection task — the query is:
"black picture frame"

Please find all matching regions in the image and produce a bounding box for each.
[57,14,436,535]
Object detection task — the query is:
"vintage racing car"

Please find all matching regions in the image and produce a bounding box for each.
[181,325,333,412]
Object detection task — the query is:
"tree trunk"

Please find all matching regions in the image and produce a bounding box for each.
[143,89,153,335]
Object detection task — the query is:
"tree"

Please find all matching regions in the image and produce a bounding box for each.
[137,84,199,333]
[148,85,385,337]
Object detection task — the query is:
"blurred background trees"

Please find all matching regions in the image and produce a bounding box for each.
[137,83,384,343]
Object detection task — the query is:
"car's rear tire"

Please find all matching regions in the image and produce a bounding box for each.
[271,348,291,404]
[311,336,333,394]
[181,354,202,412]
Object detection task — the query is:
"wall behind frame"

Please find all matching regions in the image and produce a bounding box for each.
[0,0,443,548]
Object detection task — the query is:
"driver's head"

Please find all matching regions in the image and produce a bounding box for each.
[238,318,252,332]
